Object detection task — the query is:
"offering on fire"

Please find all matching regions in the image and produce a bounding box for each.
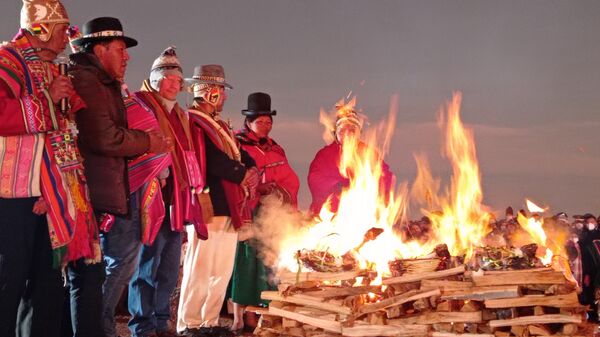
[252,93,585,337]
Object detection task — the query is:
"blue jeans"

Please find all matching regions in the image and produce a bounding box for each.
[100,193,142,337]
[128,209,182,336]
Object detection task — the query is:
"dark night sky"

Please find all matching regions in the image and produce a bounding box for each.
[2,0,599,216]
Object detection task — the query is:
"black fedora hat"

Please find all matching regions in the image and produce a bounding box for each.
[70,17,137,48]
[242,92,277,117]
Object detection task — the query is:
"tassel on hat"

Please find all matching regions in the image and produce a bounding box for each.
[20,0,69,42]
[149,46,183,91]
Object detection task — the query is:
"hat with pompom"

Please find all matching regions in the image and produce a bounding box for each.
[149,46,183,91]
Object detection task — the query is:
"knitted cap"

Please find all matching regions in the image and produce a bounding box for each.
[20,0,69,42]
[149,46,183,91]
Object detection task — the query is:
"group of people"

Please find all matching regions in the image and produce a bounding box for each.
[486,207,600,321]
[0,1,374,337]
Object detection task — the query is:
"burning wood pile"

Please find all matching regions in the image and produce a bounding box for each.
[253,244,586,337]
[251,94,587,337]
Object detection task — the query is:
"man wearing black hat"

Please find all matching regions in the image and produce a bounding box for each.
[68,17,171,337]
[177,65,258,337]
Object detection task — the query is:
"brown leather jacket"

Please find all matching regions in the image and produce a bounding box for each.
[69,53,150,215]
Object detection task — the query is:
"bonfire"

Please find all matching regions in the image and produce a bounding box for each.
[252,93,585,337]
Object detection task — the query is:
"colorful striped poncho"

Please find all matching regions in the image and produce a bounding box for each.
[0,30,100,267]
[125,81,204,243]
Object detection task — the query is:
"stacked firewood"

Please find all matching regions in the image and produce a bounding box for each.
[252,258,587,337]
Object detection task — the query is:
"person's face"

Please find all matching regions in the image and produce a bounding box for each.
[215,86,227,112]
[587,218,598,231]
[158,74,182,101]
[335,123,360,143]
[248,115,273,138]
[46,23,69,57]
[31,23,69,61]
[95,39,129,80]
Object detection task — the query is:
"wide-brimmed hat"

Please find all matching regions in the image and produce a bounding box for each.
[185,64,232,89]
[242,92,277,117]
[70,17,137,48]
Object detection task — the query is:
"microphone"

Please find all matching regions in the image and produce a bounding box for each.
[55,54,69,114]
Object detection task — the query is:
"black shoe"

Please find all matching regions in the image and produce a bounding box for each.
[182,328,203,337]
[207,326,235,337]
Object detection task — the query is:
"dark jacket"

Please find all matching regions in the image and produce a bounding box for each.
[203,132,255,216]
[69,53,150,215]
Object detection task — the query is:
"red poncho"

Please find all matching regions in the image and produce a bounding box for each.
[307,142,394,215]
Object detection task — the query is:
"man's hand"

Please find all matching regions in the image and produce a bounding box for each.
[32,197,48,215]
[147,130,173,153]
[48,75,74,103]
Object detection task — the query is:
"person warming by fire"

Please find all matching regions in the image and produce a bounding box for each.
[307,99,394,217]
[229,92,300,332]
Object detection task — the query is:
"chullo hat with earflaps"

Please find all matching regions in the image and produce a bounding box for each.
[149,46,183,91]
[20,0,69,42]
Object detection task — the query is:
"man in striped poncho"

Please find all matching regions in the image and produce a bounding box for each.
[0,1,100,337]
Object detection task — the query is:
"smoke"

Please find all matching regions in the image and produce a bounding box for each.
[249,195,312,271]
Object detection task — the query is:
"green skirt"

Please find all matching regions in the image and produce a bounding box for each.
[231,241,275,306]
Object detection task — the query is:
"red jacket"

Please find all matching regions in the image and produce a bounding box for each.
[236,130,299,209]
[307,141,393,215]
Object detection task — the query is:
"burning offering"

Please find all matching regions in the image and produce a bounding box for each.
[252,93,585,337]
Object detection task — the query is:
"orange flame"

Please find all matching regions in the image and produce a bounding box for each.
[273,93,568,281]
[277,96,410,278]
[517,199,561,266]
[412,92,490,259]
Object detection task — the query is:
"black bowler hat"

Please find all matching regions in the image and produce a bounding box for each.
[242,92,277,117]
[70,17,137,48]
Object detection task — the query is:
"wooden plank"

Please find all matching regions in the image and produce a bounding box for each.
[303,285,382,299]
[268,306,342,333]
[561,323,579,335]
[341,324,429,337]
[357,288,441,316]
[483,268,554,275]
[510,325,528,337]
[246,305,269,315]
[262,291,351,315]
[421,279,473,291]
[441,285,521,301]
[277,270,371,284]
[431,333,494,337]
[484,292,580,309]
[488,314,582,328]
[527,324,551,335]
[472,271,566,287]
[389,311,483,324]
[383,265,465,285]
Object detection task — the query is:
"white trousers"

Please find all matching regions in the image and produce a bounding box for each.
[176,216,238,332]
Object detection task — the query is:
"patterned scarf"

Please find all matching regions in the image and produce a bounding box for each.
[138,82,203,229]
[188,103,250,229]
[125,94,170,245]
[8,30,99,266]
